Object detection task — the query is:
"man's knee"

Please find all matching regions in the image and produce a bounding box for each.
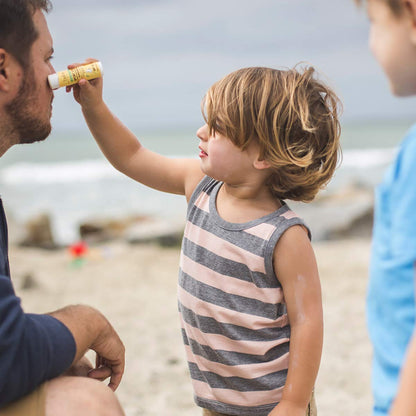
[45,376,124,416]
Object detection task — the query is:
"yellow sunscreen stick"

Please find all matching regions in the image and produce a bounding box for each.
[48,61,103,90]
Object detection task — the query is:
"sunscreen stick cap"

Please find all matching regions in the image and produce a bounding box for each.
[48,73,60,90]
[97,61,104,76]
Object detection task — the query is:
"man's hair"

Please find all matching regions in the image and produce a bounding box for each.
[202,66,341,203]
[0,0,52,68]
[354,0,404,16]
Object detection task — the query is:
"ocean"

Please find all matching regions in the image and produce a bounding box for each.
[0,119,413,245]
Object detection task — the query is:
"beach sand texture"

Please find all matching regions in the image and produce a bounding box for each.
[10,238,372,416]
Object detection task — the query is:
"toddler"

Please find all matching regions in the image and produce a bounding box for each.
[70,62,341,416]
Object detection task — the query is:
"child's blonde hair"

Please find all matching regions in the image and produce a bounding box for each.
[202,66,341,202]
[354,0,404,16]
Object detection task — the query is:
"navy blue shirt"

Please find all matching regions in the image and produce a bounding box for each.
[0,198,76,407]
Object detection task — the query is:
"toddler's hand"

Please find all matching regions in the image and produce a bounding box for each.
[67,58,104,109]
[268,400,307,416]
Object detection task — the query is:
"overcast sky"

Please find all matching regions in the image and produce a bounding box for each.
[46,0,416,132]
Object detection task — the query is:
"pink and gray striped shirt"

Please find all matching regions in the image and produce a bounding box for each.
[178,176,310,415]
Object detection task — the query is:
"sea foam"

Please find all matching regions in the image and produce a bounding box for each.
[0,160,121,185]
[0,148,397,186]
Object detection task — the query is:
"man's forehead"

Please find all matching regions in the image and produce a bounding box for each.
[32,9,53,53]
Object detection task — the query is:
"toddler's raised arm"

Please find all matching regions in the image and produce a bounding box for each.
[68,60,203,199]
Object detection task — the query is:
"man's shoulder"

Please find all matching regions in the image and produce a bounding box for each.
[0,199,10,278]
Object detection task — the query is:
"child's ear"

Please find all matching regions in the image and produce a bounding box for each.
[253,157,271,170]
[405,0,416,42]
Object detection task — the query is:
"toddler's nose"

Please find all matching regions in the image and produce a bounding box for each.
[196,124,208,141]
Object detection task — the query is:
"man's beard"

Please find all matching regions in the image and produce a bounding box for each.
[5,67,52,144]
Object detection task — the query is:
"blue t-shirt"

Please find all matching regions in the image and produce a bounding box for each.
[0,198,76,407]
[368,124,416,416]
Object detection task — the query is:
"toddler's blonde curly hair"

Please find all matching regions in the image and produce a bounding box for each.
[202,66,342,203]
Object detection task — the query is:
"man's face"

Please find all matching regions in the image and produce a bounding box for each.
[367,0,416,96]
[5,10,55,144]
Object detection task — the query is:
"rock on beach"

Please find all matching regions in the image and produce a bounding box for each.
[291,183,374,241]
[10,182,374,250]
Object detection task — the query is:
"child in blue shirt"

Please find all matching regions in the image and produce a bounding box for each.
[355,0,416,414]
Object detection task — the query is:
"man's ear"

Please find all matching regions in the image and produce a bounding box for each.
[0,49,11,92]
[0,49,21,93]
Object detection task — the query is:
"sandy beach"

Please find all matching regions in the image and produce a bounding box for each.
[9,237,372,416]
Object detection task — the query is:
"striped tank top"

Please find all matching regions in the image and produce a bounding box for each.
[178,176,310,415]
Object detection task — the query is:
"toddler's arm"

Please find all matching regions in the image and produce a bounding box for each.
[269,225,323,416]
[69,60,203,199]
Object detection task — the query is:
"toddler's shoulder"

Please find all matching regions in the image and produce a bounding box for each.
[263,204,311,244]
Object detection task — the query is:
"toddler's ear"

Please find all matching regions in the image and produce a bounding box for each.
[253,157,271,170]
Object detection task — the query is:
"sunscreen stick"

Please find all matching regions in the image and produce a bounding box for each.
[48,61,103,90]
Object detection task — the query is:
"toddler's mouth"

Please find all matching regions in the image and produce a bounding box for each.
[199,147,208,157]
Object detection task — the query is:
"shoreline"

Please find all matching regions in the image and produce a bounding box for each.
[10,237,372,416]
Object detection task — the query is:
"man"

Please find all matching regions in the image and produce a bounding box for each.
[0,1,126,415]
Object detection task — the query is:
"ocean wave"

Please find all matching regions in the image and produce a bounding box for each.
[0,148,397,185]
[0,159,122,185]
[341,147,397,168]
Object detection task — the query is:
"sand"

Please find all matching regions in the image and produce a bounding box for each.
[9,237,373,416]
